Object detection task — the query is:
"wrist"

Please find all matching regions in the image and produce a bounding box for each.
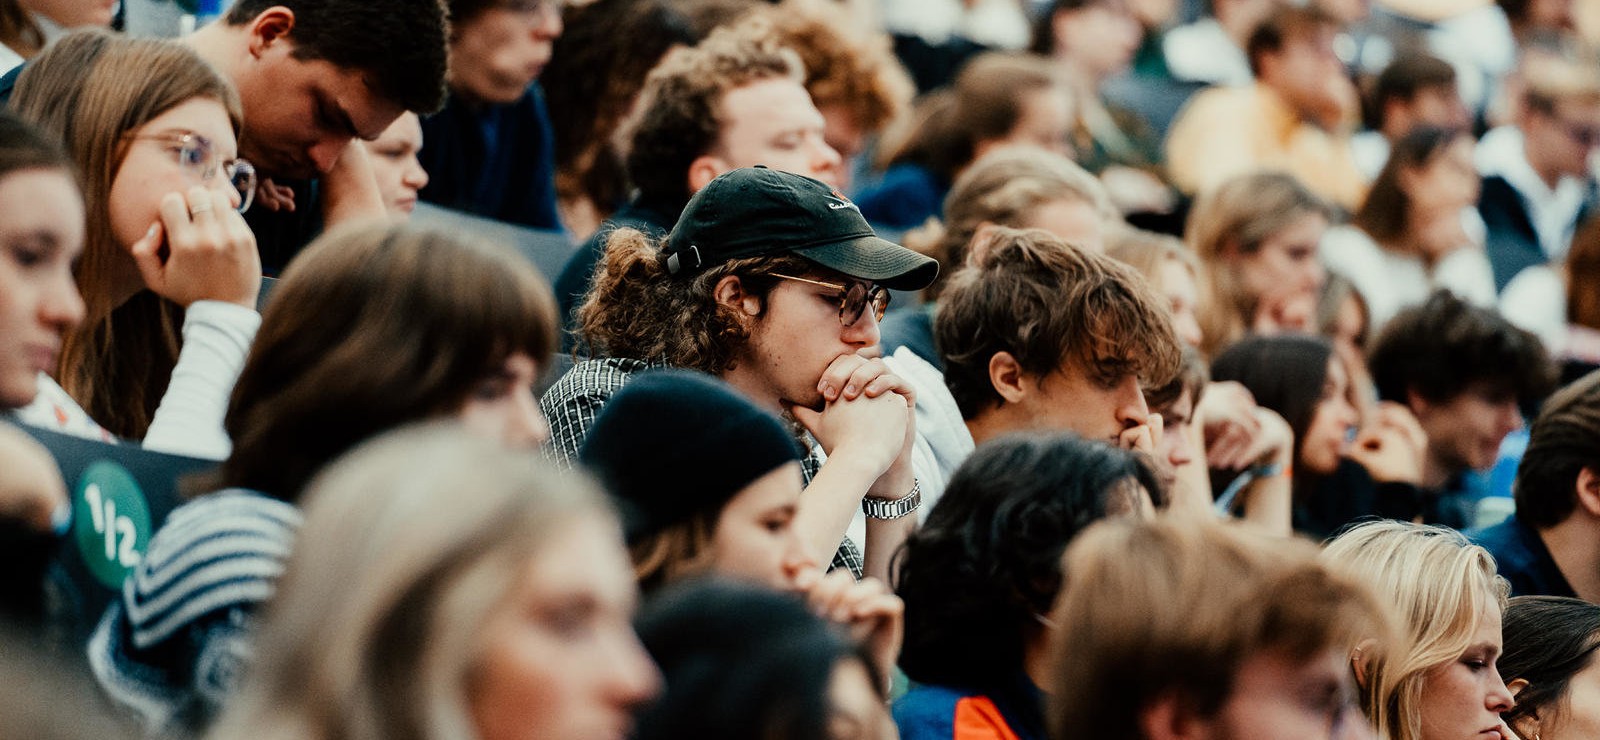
[863,478,922,520]
[867,463,915,500]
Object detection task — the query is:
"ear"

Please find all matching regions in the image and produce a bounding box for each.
[988,351,1031,405]
[713,275,762,318]
[1574,466,1600,518]
[686,154,729,195]
[1405,387,1433,419]
[1507,677,1530,699]
[1350,638,1380,691]
[1139,692,1213,740]
[246,7,296,58]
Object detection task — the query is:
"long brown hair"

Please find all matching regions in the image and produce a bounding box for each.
[876,52,1061,183]
[1566,216,1600,330]
[1351,126,1467,249]
[218,222,558,502]
[1186,171,1330,358]
[12,31,242,439]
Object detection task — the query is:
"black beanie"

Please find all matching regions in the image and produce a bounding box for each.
[578,370,804,543]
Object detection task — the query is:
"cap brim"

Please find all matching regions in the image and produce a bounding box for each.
[798,235,939,291]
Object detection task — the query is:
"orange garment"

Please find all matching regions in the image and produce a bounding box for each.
[952,696,1024,740]
[1165,84,1367,210]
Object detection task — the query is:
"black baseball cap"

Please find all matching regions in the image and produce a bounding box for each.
[660,167,938,291]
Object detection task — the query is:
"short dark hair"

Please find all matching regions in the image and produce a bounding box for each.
[1513,371,1600,528]
[634,578,881,740]
[1367,53,1457,131]
[894,433,1161,703]
[936,227,1182,420]
[1246,5,1338,78]
[1500,596,1600,731]
[1368,291,1555,409]
[225,0,449,114]
[444,0,543,26]
[0,109,70,181]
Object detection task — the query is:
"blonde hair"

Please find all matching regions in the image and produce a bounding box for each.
[1322,520,1510,740]
[1050,516,1392,738]
[1106,226,1198,295]
[12,31,242,439]
[910,145,1114,299]
[208,424,612,740]
[1186,171,1330,358]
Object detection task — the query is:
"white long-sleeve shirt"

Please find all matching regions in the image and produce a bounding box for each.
[16,300,260,460]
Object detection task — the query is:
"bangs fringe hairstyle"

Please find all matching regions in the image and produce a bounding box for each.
[577,227,813,373]
[12,31,242,441]
[1186,170,1330,359]
[906,145,1113,300]
[1321,520,1510,740]
[936,226,1182,420]
[207,424,609,740]
[220,222,557,501]
[1050,516,1392,739]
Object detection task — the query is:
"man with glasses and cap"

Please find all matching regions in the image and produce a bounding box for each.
[542,166,937,584]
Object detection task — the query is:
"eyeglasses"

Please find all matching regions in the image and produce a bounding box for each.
[769,273,889,326]
[127,132,258,213]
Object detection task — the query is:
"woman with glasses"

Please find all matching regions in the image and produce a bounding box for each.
[10,30,262,459]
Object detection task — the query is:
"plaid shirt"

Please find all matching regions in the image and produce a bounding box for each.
[541,357,864,578]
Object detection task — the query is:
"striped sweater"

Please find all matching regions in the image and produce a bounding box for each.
[87,489,300,737]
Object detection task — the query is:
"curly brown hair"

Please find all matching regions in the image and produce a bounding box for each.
[751,0,913,138]
[936,226,1183,420]
[620,17,803,209]
[577,227,814,374]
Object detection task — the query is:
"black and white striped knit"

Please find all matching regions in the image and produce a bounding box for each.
[87,488,299,737]
[540,357,866,579]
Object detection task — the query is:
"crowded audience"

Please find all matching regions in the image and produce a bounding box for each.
[4,0,1600,738]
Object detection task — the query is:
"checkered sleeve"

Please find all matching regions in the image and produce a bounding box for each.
[539,358,655,468]
[800,445,865,580]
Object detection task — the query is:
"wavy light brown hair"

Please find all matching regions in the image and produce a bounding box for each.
[909,145,1113,300]
[876,52,1063,182]
[208,424,610,740]
[749,0,913,138]
[1051,516,1392,738]
[12,31,242,440]
[1186,170,1330,359]
[935,226,1182,420]
[621,17,803,210]
[577,227,814,374]
[218,222,557,502]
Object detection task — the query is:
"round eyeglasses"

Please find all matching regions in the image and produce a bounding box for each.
[126,131,258,213]
[769,273,890,326]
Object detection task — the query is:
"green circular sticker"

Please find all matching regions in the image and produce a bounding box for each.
[72,461,153,588]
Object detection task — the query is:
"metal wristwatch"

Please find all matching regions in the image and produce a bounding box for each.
[861,478,922,520]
